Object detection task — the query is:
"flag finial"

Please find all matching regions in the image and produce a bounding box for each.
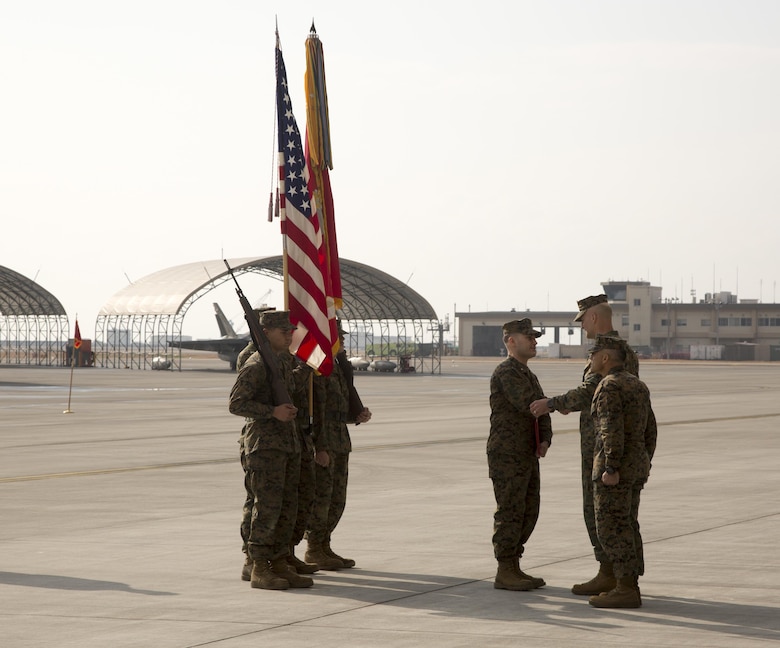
[310,20,316,34]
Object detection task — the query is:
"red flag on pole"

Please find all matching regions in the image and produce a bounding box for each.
[275,31,335,375]
[64,318,81,412]
[74,320,82,349]
[304,24,341,365]
[305,24,343,318]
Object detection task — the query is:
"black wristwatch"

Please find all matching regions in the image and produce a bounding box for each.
[547,399,555,412]
[605,466,617,475]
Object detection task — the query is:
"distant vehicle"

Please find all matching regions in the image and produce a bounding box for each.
[168,303,251,370]
[349,356,370,371]
[370,359,397,372]
[151,356,172,370]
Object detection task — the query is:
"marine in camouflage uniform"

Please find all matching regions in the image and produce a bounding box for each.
[236,341,255,569]
[236,337,318,576]
[236,307,276,567]
[532,294,641,595]
[488,319,552,591]
[588,335,657,608]
[305,322,371,570]
[228,311,311,590]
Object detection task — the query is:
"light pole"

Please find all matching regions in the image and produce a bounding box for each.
[665,299,671,360]
[664,298,678,359]
[715,301,722,346]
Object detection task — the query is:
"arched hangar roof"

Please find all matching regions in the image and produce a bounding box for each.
[0,265,69,367]
[98,256,437,320]
[0,265,67,316]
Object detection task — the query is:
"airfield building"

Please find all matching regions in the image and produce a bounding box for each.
[456,280,780,361]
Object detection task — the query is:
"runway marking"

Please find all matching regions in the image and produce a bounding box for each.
[3,412,779,484]
[0,437,493,482]
[0,459,235,483]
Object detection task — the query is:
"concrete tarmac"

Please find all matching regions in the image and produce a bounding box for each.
[1,355,779,647]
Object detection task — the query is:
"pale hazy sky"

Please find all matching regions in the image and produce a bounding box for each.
[2,1,779,341]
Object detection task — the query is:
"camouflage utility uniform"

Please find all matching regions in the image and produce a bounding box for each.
[591,368,657,579]
[488,357,553,561]
[547,330,638,563]
[235,342,314,559]
[229,350,301,563]
[236,341,256,373]
[236,342,255,557]
[282,352,317,551]
[307,353,353,547]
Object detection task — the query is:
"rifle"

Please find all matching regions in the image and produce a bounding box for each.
[223,260,291,406]
[336,351,365,424]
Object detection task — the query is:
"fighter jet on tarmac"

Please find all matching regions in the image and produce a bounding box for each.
[168,303,252,370]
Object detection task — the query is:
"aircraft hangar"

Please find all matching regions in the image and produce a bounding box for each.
[95,256,443,372]
[0,265,70,366]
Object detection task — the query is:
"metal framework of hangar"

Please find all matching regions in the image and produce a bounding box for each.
[95,256,443,372]
[0,265,70,366]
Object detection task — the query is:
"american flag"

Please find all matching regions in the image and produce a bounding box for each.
[275,34,335,375]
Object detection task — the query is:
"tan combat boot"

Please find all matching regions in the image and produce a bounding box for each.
[288,546,319,574]
[588,576,641,608]
[494,558,535,591]
[572,562,616,595]
[270,557,314,588]
[305,541,343,570]
[516,560,546,588]
[241,555,253,582]
[634,574,642,606]
[250,560,289,590]
[324,541,355,568]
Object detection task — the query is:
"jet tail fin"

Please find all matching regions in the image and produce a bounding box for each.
[213,303,237,338]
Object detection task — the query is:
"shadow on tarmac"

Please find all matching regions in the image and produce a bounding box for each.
[639,595,780,640]
[0,571,176,596]
[281,568,780,642]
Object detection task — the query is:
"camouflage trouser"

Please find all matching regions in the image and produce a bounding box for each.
[240,448,252,554]
[307,451,349,545]
[581,434,608,563]
[291,432,316,547]
[488,452,541,560]
[239,430,252,554]
[241,432,314,554]
[245,448,301,562]
[593,479,645,579]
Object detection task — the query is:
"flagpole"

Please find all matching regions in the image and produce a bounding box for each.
[276,30,289,313]
[63,355,75,414]
[63,315,78,414]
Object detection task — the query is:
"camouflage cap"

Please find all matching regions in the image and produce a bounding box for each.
[261,310,296,331]
[503,318,542,338]
[574,294,608,322]
[252,306,275,319]
[591,334,628,356]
